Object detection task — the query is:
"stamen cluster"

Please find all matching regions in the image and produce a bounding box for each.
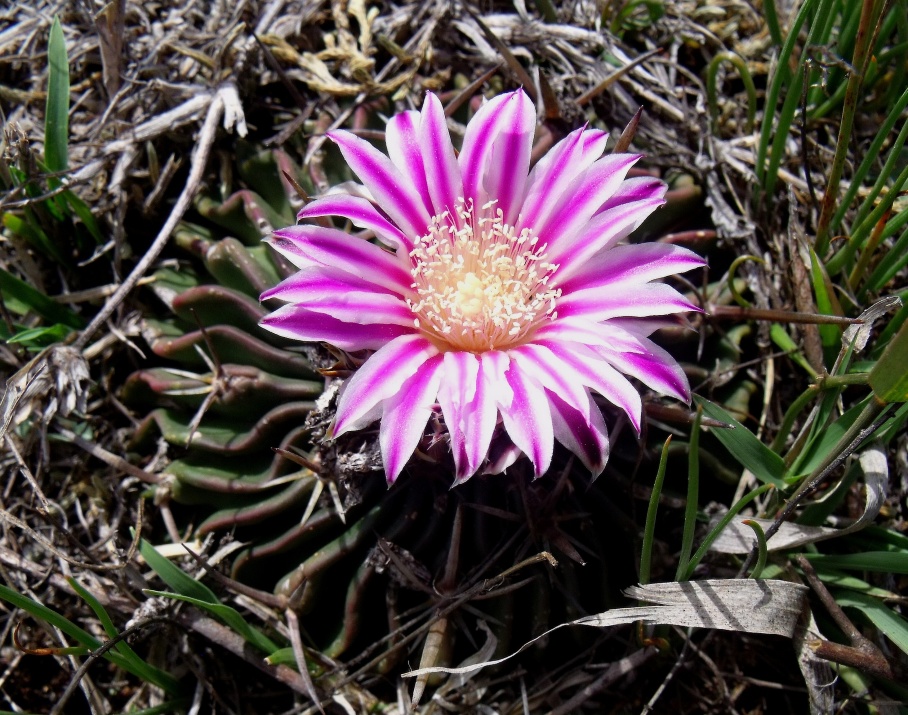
[407,200,560,352]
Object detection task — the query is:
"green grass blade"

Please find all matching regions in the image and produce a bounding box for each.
[755,0,816,192]
[0,266,84,328]
[45,16,69,173]
[138,538,221,603]
[861,225,908,296]
[679,483,774,581]
[827,162,908,276]
[804,552,908,574]
[0,583,103,650]
[62,189,104,244]
[829,86,908,234]
[0,583,140,675]
[144,590,280,654]
[792,398,868,477]
[807,245,842,360]
[640,436,671,585]
[693,397,787,487]
[2,211,67,264]
[139,538,281,655]
[675,409,701,581]
[763,0,782,46]
[835,591,908,657]
[67,578,181,694]
[870,319,908,403]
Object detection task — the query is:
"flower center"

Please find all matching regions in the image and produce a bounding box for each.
[407,199,560,352]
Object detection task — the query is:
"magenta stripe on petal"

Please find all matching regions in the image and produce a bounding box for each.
[557,282,699,322]
[561,243,706,293]
[261,265,401,302]
[328,130,431,239]
[580,129,609,162]
[510,344,591,421]
[520,128,611,234]
[549,390,609,477]
[381,354,444,483]
[596,176,667,214]
[459,90,536,225]
[550,198,664,283]
[457,353,499,482]
[288,291,413,326]
[519,128,586,232]
[259,305,413,352]
[533,317,648,354]
[597,339,691,403]
[335,334,439,436]
[419,93,463,216]
[267,226,411,292]
[261,268,412,325]
[437,351,479,480]
[535,154,640,245]
[500,361,553,478]
[539,340,643,432]
[386,110,433,217]
[297,195,411,251]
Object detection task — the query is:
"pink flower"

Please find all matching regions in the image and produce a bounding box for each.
[260,90,704,484]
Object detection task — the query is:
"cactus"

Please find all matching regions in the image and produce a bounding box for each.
[122,143,635,699]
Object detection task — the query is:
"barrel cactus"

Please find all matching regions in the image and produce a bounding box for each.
[123,124,697,706]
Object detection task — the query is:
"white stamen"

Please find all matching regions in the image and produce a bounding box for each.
[407,199,560,352]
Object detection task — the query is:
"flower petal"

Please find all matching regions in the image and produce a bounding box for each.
[260,264,411,327]
[509,344,591,421]
[562,243,706,293]
[549,390,609,477]
[519,127,611,233]
[596,176,667,214]
[456,353,501,482]
[380,354,444,483]
[437,352,479,481]
[549,199,663,283]
[533,316,648,354]
[335,334,439,435]
[385,109,433,217]
[518,128,586,231]
[434,351,503,482]
[483,440,523,475]
[539,340,643,431]
[459,89,536,225]
[535,153,641,247]
[266,226,412,292]
[596,337,691,403]
[328,129,431,238]
[499,359,553,478]
[557,282,700,322]
[297,195,411,251]
[419,93,464,216]
[259,305,412,351]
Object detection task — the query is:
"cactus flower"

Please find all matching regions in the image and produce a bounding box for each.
[260,90,704,484]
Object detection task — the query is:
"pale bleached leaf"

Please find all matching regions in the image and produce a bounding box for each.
[842,296,901,353]
[402,579,807,679]
[795,608,836,715]
[710,444,887,553]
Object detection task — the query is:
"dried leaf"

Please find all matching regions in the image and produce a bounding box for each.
[842,295,901,353]
[403,579,807,678]
[710,444,887,553]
